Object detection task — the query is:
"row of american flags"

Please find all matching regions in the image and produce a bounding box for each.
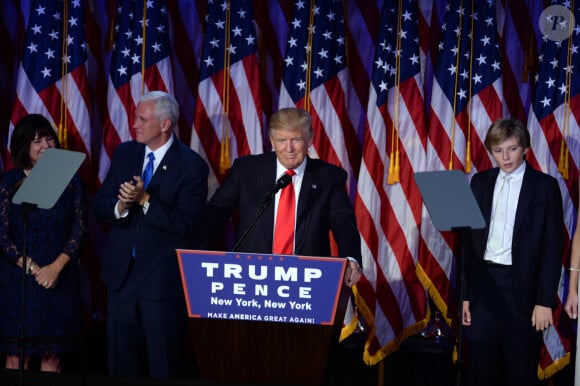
[1,0,578,379]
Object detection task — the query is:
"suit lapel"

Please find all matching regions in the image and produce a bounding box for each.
[481,169,499,224]
[294,158,318,252]
[513,166,534,236]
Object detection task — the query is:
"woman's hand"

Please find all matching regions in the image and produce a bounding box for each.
[33,253,69,289]
[564,290,578,320]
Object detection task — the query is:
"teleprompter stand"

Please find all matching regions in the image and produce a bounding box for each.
[414,170,485,386]
[11,148,85,386]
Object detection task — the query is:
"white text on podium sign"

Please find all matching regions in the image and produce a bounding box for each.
[177,250,346,325]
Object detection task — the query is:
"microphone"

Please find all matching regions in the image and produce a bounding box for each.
[233,173,293,252]
[263,173,293,203]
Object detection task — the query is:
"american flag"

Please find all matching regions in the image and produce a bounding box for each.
[525,2,578,377]
[278,0,362,194]
[98,0,173,182]
[422,0,504,330]
[191,0,265,194]
[2,0,579,381]
[9,0,92,174]
[353,0,429,363]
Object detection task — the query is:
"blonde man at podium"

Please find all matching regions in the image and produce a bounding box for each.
[201,107,362,286]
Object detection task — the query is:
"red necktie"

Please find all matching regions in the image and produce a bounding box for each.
[273,169,296,255]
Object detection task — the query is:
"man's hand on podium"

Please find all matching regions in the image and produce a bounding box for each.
[344,260,362,287]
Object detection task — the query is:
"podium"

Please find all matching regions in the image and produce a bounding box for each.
[177,250,350,385]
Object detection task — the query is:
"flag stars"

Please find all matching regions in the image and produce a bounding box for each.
[540,97,551,108]
[559,83,568,95]
[27,42,38,53]
[41,67,51,78]
[204,56,214,67]
[49,30,59,40]
[475,54,487,66]
[69,16,79,27]
[152,42,162,53]
[232,26,242,36]
[117,64,128,76]
[45,48,55,60]
[35,5,46,15]
[378,80,388,92]
[245,35,256,45]
[447,64,457,75]
[121,47,131,57]
[215,19,225,29]
[134,35,143,46]
[31,24,42,34]
[209,38,220,48]
[131,53,140,64]
[545,77,556,88]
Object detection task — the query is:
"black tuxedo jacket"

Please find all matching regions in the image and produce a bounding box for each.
[203,152,362,263]
[92,139,208,299]
[467,164,563,314]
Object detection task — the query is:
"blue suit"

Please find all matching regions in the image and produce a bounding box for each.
[92,138,208,379]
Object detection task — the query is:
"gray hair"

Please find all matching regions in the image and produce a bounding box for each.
[139,91,179,130]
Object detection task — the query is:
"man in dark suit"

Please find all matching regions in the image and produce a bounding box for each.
[203,107,362,286]
[462,118,563,386]
[92,91,208,379]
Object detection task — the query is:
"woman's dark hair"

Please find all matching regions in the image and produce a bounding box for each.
[10,114,60,169]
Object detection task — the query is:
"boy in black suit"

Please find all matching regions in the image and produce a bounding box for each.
[462,118,563,386]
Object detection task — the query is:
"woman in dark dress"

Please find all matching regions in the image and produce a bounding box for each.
[0,114,86,372]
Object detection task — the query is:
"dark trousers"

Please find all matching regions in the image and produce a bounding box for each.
[107,270,188,379]
[465,265,542,386]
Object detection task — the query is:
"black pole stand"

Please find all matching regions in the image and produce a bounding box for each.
[18,203,36,386]
[452,226,470,386]
[413,170,486,386]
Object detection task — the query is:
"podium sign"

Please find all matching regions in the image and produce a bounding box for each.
[176,249,346,325]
